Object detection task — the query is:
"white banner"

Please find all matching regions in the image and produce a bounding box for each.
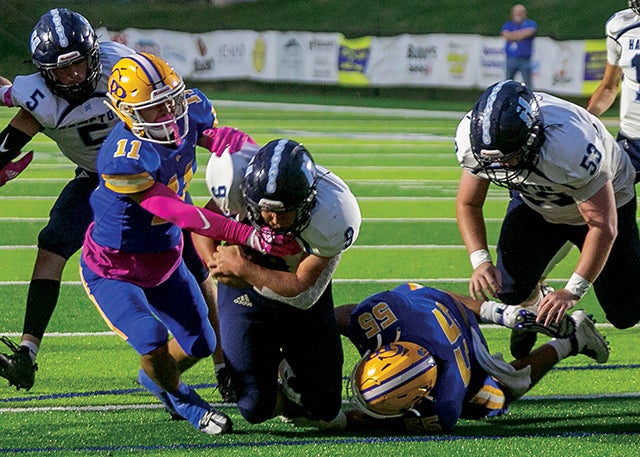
[96,27,603,96]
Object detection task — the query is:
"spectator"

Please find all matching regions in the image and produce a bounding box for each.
[501,4,537,88]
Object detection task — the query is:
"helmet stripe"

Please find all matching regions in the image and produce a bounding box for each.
[266,138,288,194]
[360,356,436,402]
[50,9,69,47]
[481,80,508,145]
[128,54,164,89]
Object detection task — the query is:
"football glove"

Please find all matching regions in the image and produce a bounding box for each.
[0,151,33,187]
[202,127,256,156]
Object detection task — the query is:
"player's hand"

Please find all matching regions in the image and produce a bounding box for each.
[245,227,302,257]
[469,262,502,301]
[201,126,256,156]
[0,151,33,187]
[210,244,246,278]
[536,288,577,326]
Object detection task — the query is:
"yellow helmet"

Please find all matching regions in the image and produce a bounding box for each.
[106,53,188,145]
[349,341,437,418]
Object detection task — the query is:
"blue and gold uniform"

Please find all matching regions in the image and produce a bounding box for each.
[347,283,508,432]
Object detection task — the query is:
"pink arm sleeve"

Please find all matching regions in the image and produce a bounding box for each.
[138,183,253,244]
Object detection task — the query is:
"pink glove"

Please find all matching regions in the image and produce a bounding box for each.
[202,126,256,156]
[0,151,33,187]
[246,227,303,257]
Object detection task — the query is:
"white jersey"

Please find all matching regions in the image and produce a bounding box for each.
[605,8,640,138]
[205,143,361,260]
[456,93,636,225]
[0,41,133,172]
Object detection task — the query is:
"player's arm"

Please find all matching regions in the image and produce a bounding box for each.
[586,62,622,116]
[537,181,617,324]
[190,198,224,267]
[0,109,40,185]
[456,171,502,299]
[211,244,335,309]
[501,27,535,42]
[131,182,299,257]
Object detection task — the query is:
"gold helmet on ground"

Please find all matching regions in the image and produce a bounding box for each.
[349,341,438,418]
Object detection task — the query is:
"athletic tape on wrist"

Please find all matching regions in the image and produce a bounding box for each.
[565,272,591,298]
[470,249,492,269]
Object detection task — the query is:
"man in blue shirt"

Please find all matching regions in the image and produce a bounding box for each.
[501,4,537,88]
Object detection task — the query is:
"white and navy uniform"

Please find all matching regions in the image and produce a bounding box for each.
[205,145,361,423]
[0,41,132,259]
[604,8,640,175]
[456,94,640,328]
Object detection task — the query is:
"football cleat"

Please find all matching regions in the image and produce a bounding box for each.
[569,310,610,363]
[214,366,237,404]
[168,385,232,435]
[0,336,37,391]
[137,369,183,421]
[513,308,576,338]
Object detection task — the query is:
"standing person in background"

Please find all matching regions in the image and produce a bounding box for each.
[501,4,537,88]
[0,8,237,401]
[587,1,640,183]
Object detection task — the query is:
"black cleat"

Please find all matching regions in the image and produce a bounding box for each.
[509,328,538,359]
[0,336,37,391]
[215,366,237,403]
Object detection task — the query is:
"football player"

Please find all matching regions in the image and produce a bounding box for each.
[337,282,609,434]
[587,1,640,183]
[0,8,236,399]
[195,137,361,430]
[455,80,640,359]
[79,53,300,435]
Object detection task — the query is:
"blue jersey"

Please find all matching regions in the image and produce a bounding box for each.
[89,88,215,254]
[347,283,493,432]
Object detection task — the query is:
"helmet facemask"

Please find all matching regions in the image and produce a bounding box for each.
[120,84,189,146]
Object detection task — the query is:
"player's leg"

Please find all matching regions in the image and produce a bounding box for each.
[216,283,281,424]
[0,169,96,390]
[280,283,346,429]
[181,230,236,402]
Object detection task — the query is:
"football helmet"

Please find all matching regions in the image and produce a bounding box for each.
[470,80,545,188]
[106,53,188,145]
[30,8,101,103]
[349,341,438,418]
[242,138,317,237]
[630,1,640,15]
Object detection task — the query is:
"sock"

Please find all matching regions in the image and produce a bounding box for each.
[548,339,572,360]
[480,301,517,326]
[23,279,61,341]
[19,340,39,363]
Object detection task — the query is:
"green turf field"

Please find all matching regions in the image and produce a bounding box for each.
[0,93,638,456]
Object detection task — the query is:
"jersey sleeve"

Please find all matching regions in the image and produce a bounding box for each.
[99,134,160,195]
[186,88,217,136]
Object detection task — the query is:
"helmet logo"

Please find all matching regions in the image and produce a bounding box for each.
[109,74,127,100]
[516,96,535,128]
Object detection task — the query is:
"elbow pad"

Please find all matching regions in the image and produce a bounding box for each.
[0,125,32,169]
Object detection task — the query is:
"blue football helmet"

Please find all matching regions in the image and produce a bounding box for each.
[630,1,640,15]
[30,8,102,103]
[470,80,544,188]
[242,138,317,238]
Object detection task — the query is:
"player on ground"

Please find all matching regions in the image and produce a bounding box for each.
[337,282,609,434]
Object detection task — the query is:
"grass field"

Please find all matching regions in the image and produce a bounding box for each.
[0,92,639,456]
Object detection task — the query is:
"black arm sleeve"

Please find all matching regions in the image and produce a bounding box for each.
[0,124,32,169]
